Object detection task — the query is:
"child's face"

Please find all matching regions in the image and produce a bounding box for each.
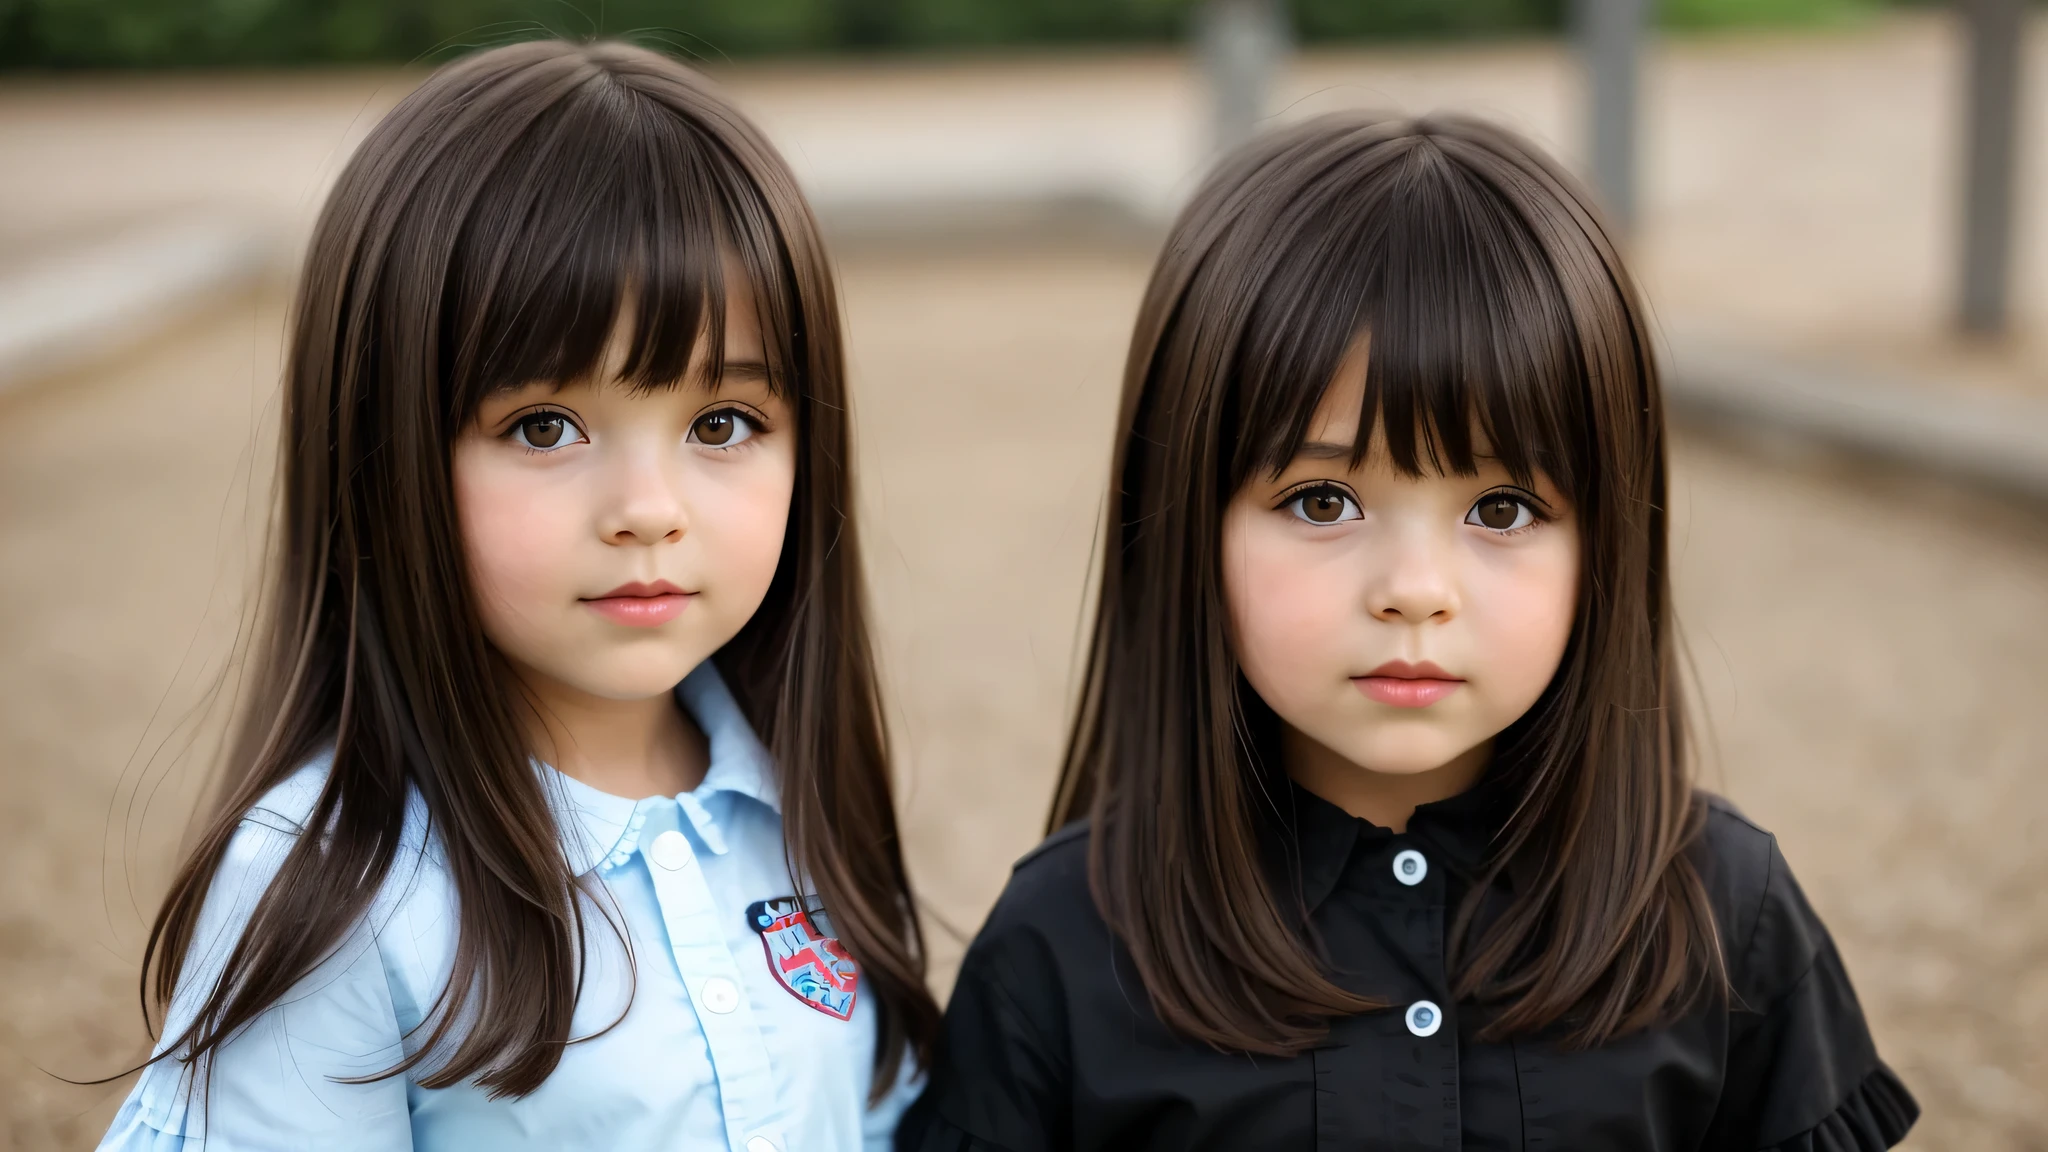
[453,289,796,707]
[1221,339,1581,785]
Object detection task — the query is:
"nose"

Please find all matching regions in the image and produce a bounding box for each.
[598,448,687,546]
[1367,522,1458,623]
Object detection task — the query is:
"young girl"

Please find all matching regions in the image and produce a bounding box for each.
[103,39,935,1151]
[903,116,1916,1150]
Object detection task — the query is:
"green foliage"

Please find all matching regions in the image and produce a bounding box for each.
[0,0,1907,70]
[1297,0,1565,41]
[1662,0,1877,30]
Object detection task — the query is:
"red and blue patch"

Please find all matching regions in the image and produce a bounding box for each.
[746,897,858,1021]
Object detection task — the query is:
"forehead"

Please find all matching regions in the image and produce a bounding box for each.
[1296,339,1499,469]
[1303,341,1370,443]
[486,282,773,401]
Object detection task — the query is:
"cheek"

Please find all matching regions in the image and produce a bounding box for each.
[452,447,577,629]
[1468,530,1580,700]
[688,442,796,604]
[1222,507,1352,690]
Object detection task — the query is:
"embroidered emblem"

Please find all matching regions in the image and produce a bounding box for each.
[746,897,858,1021]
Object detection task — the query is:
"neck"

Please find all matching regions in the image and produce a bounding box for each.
[1283,727,1490,833]
[509,666,709,801]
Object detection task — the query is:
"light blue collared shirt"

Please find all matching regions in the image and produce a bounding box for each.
[101,662,918,1152]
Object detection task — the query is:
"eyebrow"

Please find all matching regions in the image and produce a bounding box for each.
[1292,440,1507,464]
[716,358,772,385]
[1294,440,1354,461]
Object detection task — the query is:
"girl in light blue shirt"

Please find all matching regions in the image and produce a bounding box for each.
[101,37,936,1152]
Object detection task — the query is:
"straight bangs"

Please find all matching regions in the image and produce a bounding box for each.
[442,73,799,419]
[1231,135,1592,503]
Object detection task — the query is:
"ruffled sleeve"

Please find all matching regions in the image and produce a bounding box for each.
[1766,1064,1918,1152]
[1708,832,1918,1151]
[97,1093,192,1152]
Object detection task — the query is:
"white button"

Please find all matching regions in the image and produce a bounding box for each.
[700,976,740,1014]
[745,1139,779,1152]
[1405,999,1443,1037]
[647,829,693,870]
[1391,849,1428,886]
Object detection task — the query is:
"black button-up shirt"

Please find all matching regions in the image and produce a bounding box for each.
[900,782,1916,1151]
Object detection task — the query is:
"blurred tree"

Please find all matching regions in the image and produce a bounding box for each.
[1664,0,1874,28]
[1297,0,1565,40]
[0,0,1910,69]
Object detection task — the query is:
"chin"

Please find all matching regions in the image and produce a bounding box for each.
[1338,737,1469,778]
[554,659,702,702]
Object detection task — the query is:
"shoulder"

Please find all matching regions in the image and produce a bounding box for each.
[204,754,337,902]
[161,752,438,1048]
[913,826,1099,1148]
[218,750,440,918]
[239,750,334,835]
[1691,793,1777,934]
[1009,818,1092,884]
[1689,792,1830,1003]
[984,820,1098,941]
[955,820,1106,1002]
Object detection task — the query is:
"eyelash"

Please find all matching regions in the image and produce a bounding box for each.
[1276,482,1361,524]
[689,406,767,451]
[1467,487,1548,535]
[500,405,769,454]
[1273,483,1550,534]
[505,408,586,454]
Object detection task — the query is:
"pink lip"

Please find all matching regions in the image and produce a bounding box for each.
[1353,660,1463,708]
[582,581,693,628]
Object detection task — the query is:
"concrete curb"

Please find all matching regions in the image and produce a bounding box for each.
[0,216,276,395]
[1663,334,2048,504]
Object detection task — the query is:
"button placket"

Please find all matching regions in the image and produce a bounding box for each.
[638,809,781,1152]
[1385,834,1459,1131]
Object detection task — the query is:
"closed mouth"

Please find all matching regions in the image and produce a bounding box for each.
[1354,660,1463,708]
[582,581,693,627]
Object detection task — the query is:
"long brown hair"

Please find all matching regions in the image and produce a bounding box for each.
[139,39,936,1099]
[1050,114,1722,1055]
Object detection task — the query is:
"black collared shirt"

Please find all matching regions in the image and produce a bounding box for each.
[899,783,1916,1151]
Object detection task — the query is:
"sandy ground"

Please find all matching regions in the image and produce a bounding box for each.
[1,247,2043,1148]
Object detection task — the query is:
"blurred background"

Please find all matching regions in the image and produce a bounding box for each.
[4,0,2046,1146]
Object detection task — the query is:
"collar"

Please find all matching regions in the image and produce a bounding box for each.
[542,659,779,877]
[1269,766,1518,913]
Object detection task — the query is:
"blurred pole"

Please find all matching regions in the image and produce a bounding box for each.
[1959,0,2025,335]
[1198,0,1290,157]
[1576,0,1646,230]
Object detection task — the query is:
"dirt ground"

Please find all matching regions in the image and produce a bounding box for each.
[0,245,2042,1148]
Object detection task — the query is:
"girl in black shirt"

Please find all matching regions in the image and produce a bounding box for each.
[901,116,1916,1151]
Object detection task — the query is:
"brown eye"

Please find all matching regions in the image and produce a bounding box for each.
[1286,487,1359,525]
[511,412,582,451]
[1468,493,1536,532]
[689,409,756,448]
